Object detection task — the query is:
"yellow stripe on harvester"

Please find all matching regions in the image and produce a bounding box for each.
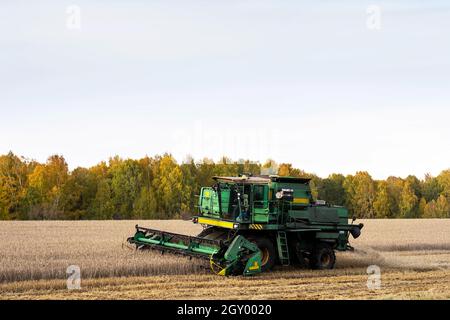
[197,217,235,229]
[249,224,263,230]
[293,197,309,204]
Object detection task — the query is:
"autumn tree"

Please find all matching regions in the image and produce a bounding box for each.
[418,197,427,218]
[437,170,450,200]
[278,163,292,176]
[26,155,68,219]
[261,159,278,175]
[373,181,390,218]
[424,195,450,218]
[0,151,448,220]
[0,152,28,219]
[399,181,418,218]
[343,172,376,218]
[385,176,404,219]
[435,195,450,218]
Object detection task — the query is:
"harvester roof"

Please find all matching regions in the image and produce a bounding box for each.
[212,175,311,185]
[212,176,270,184]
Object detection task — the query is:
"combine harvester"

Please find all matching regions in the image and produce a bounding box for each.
[128,175,364,276]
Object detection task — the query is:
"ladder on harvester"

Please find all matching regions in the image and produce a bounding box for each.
[276,231,290,266]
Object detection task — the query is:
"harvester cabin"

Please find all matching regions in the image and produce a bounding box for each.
[198,175,314,224]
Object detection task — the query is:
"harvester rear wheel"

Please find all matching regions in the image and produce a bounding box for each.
[309,243,336,270]
[247,236,276,272]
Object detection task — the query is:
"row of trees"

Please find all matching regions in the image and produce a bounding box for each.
[0,152,449,220]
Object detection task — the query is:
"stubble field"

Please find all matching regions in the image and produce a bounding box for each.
[0,219,449,299]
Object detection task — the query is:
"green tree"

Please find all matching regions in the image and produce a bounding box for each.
[110,158,143,219]
[92,179,115,219]
[319,174,346,206]
[405,175,422,200]
[196,158,216,188]
[134,186,158,219]
[60,167,98,219]
[152,154,184,218]
[421,173,442,202]
[216,156,239,177]
[180,157,199,213]
[308,175,322,201]
[241,160,261,176]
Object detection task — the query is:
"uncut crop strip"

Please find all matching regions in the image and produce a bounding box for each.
[0,219,449,283]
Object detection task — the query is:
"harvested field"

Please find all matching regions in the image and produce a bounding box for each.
[0,219,449,299]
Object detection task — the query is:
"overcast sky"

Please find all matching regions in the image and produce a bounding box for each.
[1,0,449,179]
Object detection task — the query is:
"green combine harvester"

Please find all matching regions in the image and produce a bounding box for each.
[128,175,364,276]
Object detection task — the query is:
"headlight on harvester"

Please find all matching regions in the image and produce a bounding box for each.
[233,223,239,229]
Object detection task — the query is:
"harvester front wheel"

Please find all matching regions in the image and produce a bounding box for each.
[247,236,276,272]
[310,243,336,270]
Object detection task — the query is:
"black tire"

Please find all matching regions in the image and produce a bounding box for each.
[247,236,276,272]
[309,243,336,270]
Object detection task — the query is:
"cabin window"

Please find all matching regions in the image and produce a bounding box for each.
[253,185,266,208]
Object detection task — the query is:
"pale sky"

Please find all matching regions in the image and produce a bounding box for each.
[1,0,449,179]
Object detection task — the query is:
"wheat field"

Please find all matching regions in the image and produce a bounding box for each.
[0,219,449,299]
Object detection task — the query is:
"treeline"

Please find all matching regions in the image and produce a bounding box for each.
[0,152,449,220]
